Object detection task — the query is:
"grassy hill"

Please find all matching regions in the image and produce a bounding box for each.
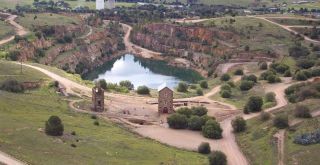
[236,99,320,165]
[0,61,207,164]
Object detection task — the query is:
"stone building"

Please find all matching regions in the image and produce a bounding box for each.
[92,86,104,112]
[158,83,174,114]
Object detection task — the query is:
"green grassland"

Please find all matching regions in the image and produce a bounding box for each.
[236,116,279,165]
[211,81,266,109]
[16,13,80,30]
[0,61,207,164]
[0,0,135,10]
[285,117,320,165]
[0,61,48,83]
[203,16,296,55]
[0,21,14,39]
[267,18,320,26]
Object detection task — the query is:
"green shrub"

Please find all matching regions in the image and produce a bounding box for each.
[45,116,64,136]
[196,88,204,96]
[259,62,268,70]
[242,74,257,83]
[177,82,188,92]
[295,71,308,81]
[1,79,24,93]
[227,81,235,88]
[265,92,276,102]
[273,114,289,129]
[167,114,188,129]
[239,80,254,91]
[208,151,227,165]
[284,70,292,77]
[188,116,205,130]
[191,106,208,116]
[311,67,320,77]
[137,86,150,95]
[231,117,246,133]
[234,69,244,75]
[260,111,271,121]
[202,119,223,139]
[220,90,231,98]
[200,80,208,89]
[176,107,193,118]
[221,84,231,91]
[98,79,107,90]
[297,59,315,69]
[220,74,230,81]
[94,121,100,126]
[260,70,276,80]
[119,80,134,90]
[198,142,211,154]
[294,105,312,118]
[244,96,263,113]
[190,84,197,89]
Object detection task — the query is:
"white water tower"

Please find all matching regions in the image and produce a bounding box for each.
[96,0,105,10]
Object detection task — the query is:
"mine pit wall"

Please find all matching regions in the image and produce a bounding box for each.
[13,21,125,77]
[130,23,278,77]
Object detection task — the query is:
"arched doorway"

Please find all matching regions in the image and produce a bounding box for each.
[163,107,168,113]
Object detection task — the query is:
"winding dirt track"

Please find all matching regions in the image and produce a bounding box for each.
[0,12,28,45]
[248,16,320,44]
[0,150,25,165]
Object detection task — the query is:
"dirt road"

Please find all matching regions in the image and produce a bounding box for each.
[121,23,163,59]
[0,150,25,165]
[0,12,28,45]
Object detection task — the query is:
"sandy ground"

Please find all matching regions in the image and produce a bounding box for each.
[0,12,28,45]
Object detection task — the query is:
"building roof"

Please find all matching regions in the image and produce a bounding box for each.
[157,82,173,92]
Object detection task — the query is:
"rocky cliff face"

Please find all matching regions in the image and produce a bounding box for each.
[131,23,240,75]
[12,20,125,76]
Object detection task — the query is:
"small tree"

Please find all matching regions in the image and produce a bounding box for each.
[260,111,271,121]
[98,79,107,90]
[220,74,230,81]
[200,80,208,89]
[239,80,254,91]
[208,151,227,165]
[1,79,24,93]
[167,114,188,129]
[197,88,204,96]
[221,84,231,91]
[295,71,308,81]
[234,69,244,75]
[244,96,263,113]
[259,62,268,70]
[294,105,311,118]
[231,117,246,133]
[188,116,205,130]
[202,119,223,139]
[220,90,231,98]
[45,116,64,136]
[283,70,292,77]
[191,106,208,116]
[198,142,211,154]
[177,82,188,92]
[273,114,289,129]
[176,107,193,118]
[119,80,134,90]
[265,92,276,102]
[137,86,150,95]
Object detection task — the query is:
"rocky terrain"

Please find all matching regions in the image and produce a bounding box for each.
[131,23,276,76]
[9,16,125,77]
